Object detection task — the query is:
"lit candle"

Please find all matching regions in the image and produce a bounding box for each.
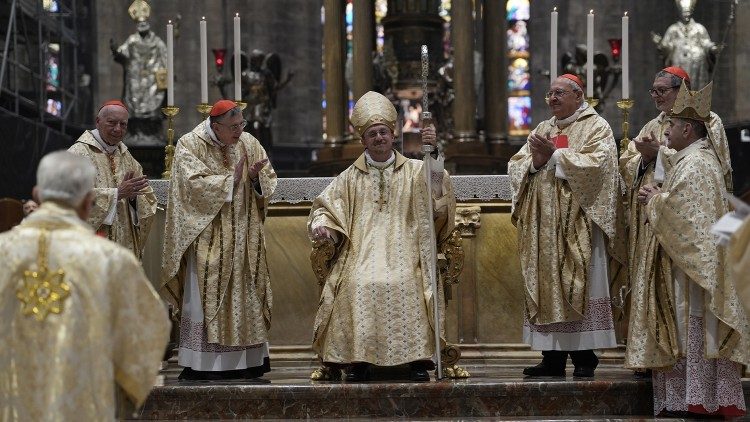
[167,20,174,106]
[200,17,208,104]
[622,12,629,99]
[233,13,241,101]
[550,7,558,81]
[586,10,594,98]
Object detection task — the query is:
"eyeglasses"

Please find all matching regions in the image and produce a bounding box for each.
[544,89,573,101]
[648,86,678,97]
[215,119,248,132]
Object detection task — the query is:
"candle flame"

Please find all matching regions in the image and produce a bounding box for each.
[202,16,206,20]
[553,6,557,11]
[235,12,239,17]
[168,19,172,24]
[590,9,594,14]
[624,11,628,16]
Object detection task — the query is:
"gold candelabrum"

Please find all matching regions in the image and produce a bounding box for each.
[616,99,634,151]
[235,100,247,111]
[196,103,212,119]
[585,97,599,108]
[161,106,180,179]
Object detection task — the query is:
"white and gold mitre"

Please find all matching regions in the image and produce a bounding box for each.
[670,80,712,122]
[350,91,397,137]
[128,0,151,22]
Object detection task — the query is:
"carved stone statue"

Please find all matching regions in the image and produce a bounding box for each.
[110,0,167,146]
[239,49,293,154]
[652,0,719,89]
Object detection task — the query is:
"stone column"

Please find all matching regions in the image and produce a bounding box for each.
[451,0,477,142]
[352,0,374,100]
[323,0,346,144]
[484,0,507,142]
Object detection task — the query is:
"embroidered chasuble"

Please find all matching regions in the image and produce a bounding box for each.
[729,219,750,315]
[309,151,455,366]
[161,122,276,355]
[508,105,625,350]
[620,112,732,368]
[627,139,750,370]
[0,202,170,421]
[68,130,157,258]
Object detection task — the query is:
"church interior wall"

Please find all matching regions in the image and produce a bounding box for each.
[94,0,322,150]
[529,0,742,135]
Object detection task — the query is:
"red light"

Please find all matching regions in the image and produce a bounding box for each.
[212,48,227,71]
[608,39,622,61]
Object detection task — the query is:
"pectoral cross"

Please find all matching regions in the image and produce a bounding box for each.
[376,194,387,211]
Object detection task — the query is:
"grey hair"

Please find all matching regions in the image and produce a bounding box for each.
[36,151,96,207]
[209,106,242,125]
[656,70,691,90]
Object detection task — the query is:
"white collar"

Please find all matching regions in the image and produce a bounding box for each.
[90,129,119,155]
[554,101,588,128]
[365,150,395,169]
[203,118,225,148]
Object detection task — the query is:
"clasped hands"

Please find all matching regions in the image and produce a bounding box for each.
[637,184,661,205]
[233,155,269,187]
[528,132,556,170]
[312,225,334,241]
[633,131,660,165]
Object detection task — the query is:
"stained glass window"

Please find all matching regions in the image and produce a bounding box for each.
[43,0,59,12]
[46,43,60,91]
[507,0,531,137]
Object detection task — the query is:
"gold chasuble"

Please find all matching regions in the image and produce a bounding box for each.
[68,130,157,257]
[621,112,731,368]
[161,121,276,351]
[0,202,170,421]
[309,151,455,366]
[509,106,626,334]
[729,219,750,315]
[630,139,750,370]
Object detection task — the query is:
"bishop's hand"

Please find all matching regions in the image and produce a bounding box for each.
[529,132,556,170]
[634,131,659,164]
[233,154,248,187]
[248,158,269,182]
[117,171,149,200]
[637,184,661,204]
[421,124,437,149]
[312,225,333,241]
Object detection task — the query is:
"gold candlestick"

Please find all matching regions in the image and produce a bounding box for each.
[196,103,212,119]
[616,99,634,151]
[234,100,247,111]
[585,97,599,108]
[161,106,180,179]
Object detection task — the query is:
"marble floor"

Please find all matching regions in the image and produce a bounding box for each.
[129,360,750,420]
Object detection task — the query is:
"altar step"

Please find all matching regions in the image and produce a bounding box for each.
[130,362,750,420]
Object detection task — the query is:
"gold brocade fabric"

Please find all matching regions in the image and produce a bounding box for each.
[620,113,732,368]
[68,131,157,258]
[508,106,626,325]
[161,123,277,347]
[634,140,750,369]
[729,219,750,315]
[309,152,455,366]
[0,202,170,421]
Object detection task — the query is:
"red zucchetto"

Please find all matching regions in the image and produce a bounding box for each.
[662,66,690,83]
[98,100,127,112]
[209,99,239,117]
[560,74,584,90]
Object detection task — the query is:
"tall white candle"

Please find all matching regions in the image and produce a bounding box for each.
[550,7,558,81]
[200,17,208,103]
[167,20,174,106]
[622,12,629,99]
[234,13,241,101]
[586,10,594,98]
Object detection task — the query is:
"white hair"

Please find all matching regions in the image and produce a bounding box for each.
[558,77,583,94]
[36,151,96,207]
